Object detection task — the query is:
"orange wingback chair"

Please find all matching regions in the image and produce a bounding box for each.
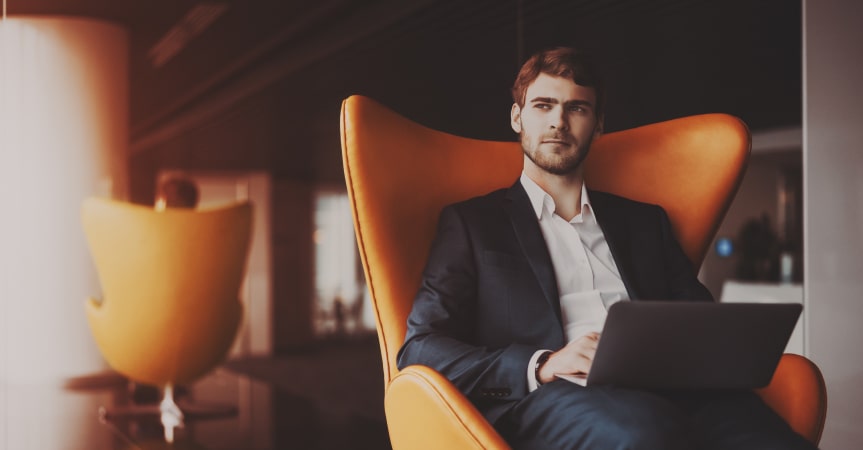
[341,95,827,448]
[83,198,252,442]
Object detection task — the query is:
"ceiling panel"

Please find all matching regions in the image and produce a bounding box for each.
[6,0,802,139]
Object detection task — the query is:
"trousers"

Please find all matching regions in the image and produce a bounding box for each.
[496,380,817,450]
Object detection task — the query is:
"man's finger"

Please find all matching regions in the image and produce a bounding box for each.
[575,354,592,374]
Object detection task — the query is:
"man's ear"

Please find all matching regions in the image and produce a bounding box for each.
[594,114,604,136]
[511,103,522,134]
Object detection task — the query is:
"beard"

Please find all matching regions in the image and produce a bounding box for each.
[521,130,595,176]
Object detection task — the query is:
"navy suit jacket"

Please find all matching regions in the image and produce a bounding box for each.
[397,180,713,424]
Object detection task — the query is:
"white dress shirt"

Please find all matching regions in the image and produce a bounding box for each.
[520,172,629,391]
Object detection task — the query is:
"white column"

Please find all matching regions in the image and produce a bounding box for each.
[804,0,863,447]
[0,17,128,384]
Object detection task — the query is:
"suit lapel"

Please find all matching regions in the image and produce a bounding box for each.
[589,190,640,299]
[504,181,563,324]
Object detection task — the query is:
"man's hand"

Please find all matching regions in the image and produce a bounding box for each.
[537,332,600,384]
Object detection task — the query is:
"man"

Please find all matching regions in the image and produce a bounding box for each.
[397,47,815,449]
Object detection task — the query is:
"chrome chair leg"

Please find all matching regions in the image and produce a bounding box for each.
[159,384,184,443]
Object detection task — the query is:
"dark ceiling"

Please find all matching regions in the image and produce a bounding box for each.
[9,0,801,142]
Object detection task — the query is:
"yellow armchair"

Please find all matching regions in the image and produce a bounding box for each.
[82,198,252,441]
[340,95,826,448]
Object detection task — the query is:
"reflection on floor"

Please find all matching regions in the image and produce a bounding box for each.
[225,335,391,450]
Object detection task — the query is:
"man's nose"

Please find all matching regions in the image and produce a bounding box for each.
[549,108,568,130]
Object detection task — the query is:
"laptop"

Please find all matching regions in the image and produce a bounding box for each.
[560,301,802,390]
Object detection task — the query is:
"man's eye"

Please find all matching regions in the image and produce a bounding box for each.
[534,104,551,110]
[568,105,586,113]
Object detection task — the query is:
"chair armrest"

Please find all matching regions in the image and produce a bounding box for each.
[385,365,510,450]
[755,353,827,445]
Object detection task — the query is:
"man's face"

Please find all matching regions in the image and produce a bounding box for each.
[511,73,602,176]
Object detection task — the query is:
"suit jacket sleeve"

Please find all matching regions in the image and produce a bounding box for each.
[397,205,537,403]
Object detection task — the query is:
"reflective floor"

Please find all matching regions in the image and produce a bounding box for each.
[2,338,390,450]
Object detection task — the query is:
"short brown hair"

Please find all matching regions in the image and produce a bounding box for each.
[511,47,605,119]
[156,177,199,208]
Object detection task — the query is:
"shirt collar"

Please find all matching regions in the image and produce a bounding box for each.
[520,172,593,223]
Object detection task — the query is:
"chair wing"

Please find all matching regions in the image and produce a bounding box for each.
[341,94,825,448]
[585,114,750,267]
[82,198,252,386]
[342,95,522,385]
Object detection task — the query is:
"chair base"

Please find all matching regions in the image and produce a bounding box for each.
[98,384,237,443]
